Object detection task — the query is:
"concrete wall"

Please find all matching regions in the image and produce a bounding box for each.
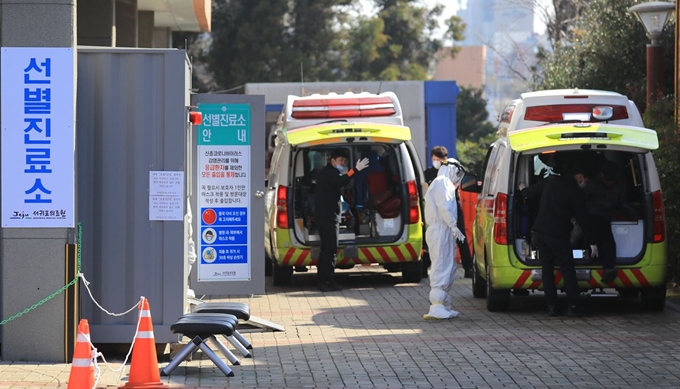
[76,47,191,343]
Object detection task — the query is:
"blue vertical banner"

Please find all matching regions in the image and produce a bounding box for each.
[197,103,252,281]
[1,48,75,228]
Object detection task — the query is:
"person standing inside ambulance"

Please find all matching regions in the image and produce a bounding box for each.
[582,160,634,283]
[422,159,466,319]
[314,148,369,292]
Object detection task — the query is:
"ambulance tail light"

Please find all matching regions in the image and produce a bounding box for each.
[493,193,508,245]
[407,180,419,224]
[652,190,665,243]
[276,185,289,229]
[291,97,397,119]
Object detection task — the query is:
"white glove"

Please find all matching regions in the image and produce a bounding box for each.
[590,244,599,258]
[452,227,465,242]
[355,158,370,171]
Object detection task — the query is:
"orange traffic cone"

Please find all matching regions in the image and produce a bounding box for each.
[67,319,95,389]
[120,298,168,389]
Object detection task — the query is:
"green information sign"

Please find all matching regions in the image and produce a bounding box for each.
[197,103,251,146]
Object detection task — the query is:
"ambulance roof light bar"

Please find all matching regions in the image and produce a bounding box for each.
[291,96,397,119]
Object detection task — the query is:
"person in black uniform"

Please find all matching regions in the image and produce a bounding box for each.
[422,146,473,279]
[314,148,369,292]
[582,160,634,283]
[519,159,597,317]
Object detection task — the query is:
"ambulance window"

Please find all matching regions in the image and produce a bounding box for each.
[481,146,498,197]
[267,146,281,187]
[486,145,506,195]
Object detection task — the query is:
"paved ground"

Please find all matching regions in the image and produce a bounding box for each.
[2,266,680,388]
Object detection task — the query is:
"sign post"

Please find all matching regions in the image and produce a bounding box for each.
[197,103,252,282]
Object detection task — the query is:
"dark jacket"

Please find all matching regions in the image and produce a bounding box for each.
[521,174,594,244]
[424,167,438,186]
[314,163,355,223]
[583,176,631,220]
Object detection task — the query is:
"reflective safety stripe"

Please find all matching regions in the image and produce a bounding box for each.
[71,358,92,367]
[137,331,154,339]
[140,310,151,317]
[77,334,90,342]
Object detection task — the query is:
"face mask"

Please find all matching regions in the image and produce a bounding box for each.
[433,160,441,169]
[578,181,586,189]
[336,164,345,173]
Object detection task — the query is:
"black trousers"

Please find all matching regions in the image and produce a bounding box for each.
[534,232,580,307]
[591,216,616,270]
[456,200,473,270]
[317,220,339,283]
[423,200,472,270]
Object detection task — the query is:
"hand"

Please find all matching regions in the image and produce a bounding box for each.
[590,244,599,258]
[452,227,465,242]
[518,183,526,191]
[355,158,370,171]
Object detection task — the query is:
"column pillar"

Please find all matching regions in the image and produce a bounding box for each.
[137,10,154,48]
[0,0,77,362]
[153,27,172,48]
[115,0,138,47]
[77,0,115,47]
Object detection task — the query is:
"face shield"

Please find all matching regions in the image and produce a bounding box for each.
[437,158,465,187]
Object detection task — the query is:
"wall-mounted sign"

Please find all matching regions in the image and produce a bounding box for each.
[1,47,75,228]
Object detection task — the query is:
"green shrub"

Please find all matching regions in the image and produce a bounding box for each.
[645,99,680,282]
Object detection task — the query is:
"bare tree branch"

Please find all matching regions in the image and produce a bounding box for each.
[481,34,539,89]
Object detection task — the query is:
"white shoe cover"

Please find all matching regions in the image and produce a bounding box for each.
[423,304,459,320]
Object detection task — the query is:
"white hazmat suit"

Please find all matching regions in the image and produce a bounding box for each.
[423,159,466,319]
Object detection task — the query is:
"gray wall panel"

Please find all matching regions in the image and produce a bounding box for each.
[76,48,189,343]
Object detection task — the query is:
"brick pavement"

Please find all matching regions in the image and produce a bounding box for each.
[2,266,680,388]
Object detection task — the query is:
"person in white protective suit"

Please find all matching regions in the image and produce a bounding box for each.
[423,158,466,319]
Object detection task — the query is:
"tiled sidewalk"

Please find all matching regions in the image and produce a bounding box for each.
[2,266,680,388]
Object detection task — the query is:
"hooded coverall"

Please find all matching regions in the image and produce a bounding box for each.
[422,160,473,275]
[422,161,466,319]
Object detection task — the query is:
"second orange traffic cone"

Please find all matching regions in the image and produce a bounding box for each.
[67,319,95,389]
[120,298,168,389]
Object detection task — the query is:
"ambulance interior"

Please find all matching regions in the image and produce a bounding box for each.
[291,143,408,244]
[513,149,648,266]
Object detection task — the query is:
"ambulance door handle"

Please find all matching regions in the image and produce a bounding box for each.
[255,190,265,199]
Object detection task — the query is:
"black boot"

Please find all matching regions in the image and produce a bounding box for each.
[601,268,617,283]
[421,252,431,278]
[318,280,343,292]
[567,305,591,317]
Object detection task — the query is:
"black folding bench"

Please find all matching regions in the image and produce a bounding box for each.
[192,302,253,350]
[162,313,243,377]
